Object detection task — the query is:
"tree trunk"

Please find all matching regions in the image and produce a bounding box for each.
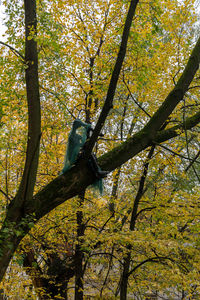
[74,194,85,300]
[0,214,30,281]
[0,2,200,284]
[120,252,131,300]
[0,0,41,283]
[120,146,155,299]
[74,241,84,300]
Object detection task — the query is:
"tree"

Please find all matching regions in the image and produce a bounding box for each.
[0,0,200,298]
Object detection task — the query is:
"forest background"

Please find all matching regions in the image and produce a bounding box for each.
[0,0,200,299]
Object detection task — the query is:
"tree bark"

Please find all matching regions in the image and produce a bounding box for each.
[74,194,85,300]
[0,1,200,284]
[16,0,41,205]
[120,146,155,299]
[0,0,41,282]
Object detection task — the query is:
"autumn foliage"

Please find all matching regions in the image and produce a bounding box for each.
[0,0,200,299]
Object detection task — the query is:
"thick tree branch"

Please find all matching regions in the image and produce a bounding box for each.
[27,110,200,221]
[99,110,200,171]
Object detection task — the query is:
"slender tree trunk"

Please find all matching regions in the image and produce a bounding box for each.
[120,252,131,300]
[0,0,41,282]
[120,146,155,299]
[74,193,85,300]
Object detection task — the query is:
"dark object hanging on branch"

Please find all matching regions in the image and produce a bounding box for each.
[61,119,108,194]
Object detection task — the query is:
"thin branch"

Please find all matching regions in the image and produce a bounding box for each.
[70,28,91,56]
[135,206,157,219]
[153,110,200,147]
[99,214,115,233]
[39,85,76,119]
[0,41,25,61]
[87,252,123,265]
[188,85,200,90]
[100,245,115,297]
[84,0,140,157]
[185,149,200,172]
[128,256,174,276]
[0,189,11,202]
[83,250,123,276]
[130,145,156,231]
[123,78,152,118]
[180,103,200,110]
[157,144,200,164]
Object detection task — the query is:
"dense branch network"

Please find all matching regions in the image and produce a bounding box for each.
[0,0,200,285]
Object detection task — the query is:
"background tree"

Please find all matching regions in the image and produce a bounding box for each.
[0,0,200,299]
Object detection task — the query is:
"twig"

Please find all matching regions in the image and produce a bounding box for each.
[0,189,11,201]
[0,41,25,61]
[39,84,76,119]
[185,149,200,172]
[128,256,174,276]
[123,78,152,118]
[156,143,200,164]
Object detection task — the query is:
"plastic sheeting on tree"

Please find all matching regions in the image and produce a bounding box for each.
[61,119,104,194]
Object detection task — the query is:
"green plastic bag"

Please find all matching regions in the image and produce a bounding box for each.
[61,119,103,194]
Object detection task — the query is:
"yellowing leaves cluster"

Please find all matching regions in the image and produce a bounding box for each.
[0,0,199,298]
